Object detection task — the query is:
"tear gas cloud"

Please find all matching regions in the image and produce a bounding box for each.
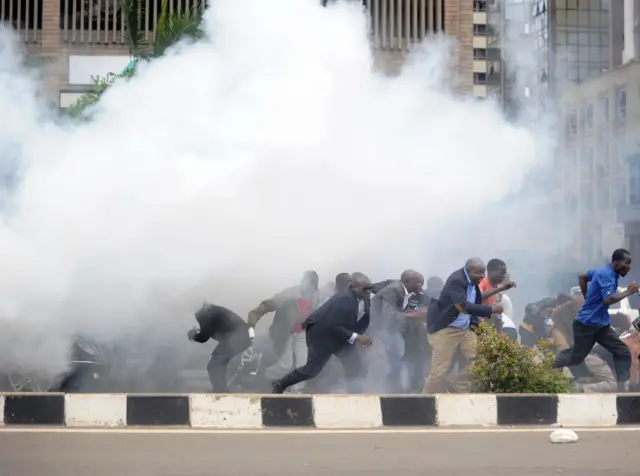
[0,0,542,378]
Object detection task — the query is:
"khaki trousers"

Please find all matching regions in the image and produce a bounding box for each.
[423,327,476,394]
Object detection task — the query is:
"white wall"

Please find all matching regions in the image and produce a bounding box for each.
[68,55,132,86]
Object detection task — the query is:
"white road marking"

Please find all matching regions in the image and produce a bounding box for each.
[0,427,639,435]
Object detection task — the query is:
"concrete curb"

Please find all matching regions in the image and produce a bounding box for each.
[1,393,640,428]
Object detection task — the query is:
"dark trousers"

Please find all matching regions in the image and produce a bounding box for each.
[553,321,631,382]
[207,330,252,392]
[276,324,364,393]
[402,320,429,393]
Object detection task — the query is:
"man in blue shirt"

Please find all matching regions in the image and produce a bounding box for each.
[553,248,638,391]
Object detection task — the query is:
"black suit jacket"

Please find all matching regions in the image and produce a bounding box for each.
[193,304,248,343]
[303,291,370,346]
[426,268,492,334]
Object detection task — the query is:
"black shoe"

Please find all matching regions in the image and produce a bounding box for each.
[272,381,286,394]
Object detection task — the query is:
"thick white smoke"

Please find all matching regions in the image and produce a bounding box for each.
[0,0,539,377]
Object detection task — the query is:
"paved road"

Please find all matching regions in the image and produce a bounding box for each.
[0,429,637,475]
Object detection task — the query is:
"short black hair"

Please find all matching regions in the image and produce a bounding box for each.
[487,259,506,272]
[612,248,631,262]
[335,272,351,285]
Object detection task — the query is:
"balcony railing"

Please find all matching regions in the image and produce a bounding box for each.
[2,0,445,50]
[0,0,42,44]
[364,0,445,50]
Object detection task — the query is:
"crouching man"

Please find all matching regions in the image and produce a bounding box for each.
[187,302,252,393]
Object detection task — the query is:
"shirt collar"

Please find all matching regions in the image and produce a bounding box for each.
[402,283,409,295]
[606,263,619,278]
[463,269,473,285]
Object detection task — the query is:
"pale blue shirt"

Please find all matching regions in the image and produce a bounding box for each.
[449,269,475,329]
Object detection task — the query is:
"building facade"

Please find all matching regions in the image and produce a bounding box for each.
[1,0,481,106]
[558,0,640,267]
[559,60,638,265]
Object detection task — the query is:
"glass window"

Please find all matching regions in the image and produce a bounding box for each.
[630,155,640,205]
[579,47,589,60]
[568,10,578,25]
[569,108,578,134]
[474,24,487,35]
[568,0,578,8]
[602,95,610,123]
[586,102,594,130]
[617,87,627,126]
[579,10,589,26]
[474,72,487,84]
[473,48,487,59]
[590,0,601,8]
[473,1,487,12]
[579,32,589,44]
[557,10,567,23]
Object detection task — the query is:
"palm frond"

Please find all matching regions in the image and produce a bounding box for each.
[120,0,149,58]
[153,0,205,58]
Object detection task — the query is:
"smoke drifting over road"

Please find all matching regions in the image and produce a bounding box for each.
[0,0,540,381]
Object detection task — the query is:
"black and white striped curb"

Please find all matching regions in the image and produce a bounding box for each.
[1,393,639,428]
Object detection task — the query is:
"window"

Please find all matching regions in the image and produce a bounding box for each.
[568,108,577,135]
[473,48,487,60]
[598,142,610,178]
[473,0,487,11]
[602,95,610,124]
[630,155,640,205]
[585,102,594,131]
[617,87,627,126]
[474,24,488,36]
[474,72,487,84]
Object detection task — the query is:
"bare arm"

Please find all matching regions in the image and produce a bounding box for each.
[578,273,589,299]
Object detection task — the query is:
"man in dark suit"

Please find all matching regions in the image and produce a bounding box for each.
[423,258,505,393]
[187,302,252,393]
[272,272,374,394]
[370,270,425,392]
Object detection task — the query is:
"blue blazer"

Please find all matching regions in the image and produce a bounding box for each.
[426,268,492,334]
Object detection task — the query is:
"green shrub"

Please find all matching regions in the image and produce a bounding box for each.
[468,322,571,393]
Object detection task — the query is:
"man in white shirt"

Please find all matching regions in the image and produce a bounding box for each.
[370,270,425,393]
[495,293,518,341]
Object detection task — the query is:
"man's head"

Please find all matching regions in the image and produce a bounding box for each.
[400,269,424,294]
[426,276,444,291]
[301,270,319,295]
[464,257,486,285]
[335,273,351,293]
[612,248,632,277]
[350,272,373,299]
[486,258,507,286]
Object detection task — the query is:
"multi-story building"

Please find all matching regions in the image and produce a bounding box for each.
[558,0,640,266]
[531,0,611,115]
[559,59,637,265]
[1,0,482,106]
[486,0,534,118]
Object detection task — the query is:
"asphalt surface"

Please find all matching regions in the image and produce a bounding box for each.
[0,429,638,476]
